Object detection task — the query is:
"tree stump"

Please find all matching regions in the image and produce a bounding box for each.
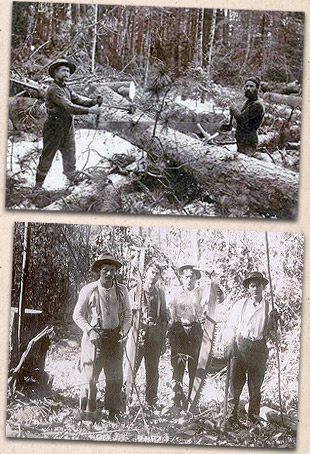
[9,307,51,391]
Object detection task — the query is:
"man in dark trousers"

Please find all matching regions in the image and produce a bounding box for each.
[131,261,168,407]
[168,265,221,409]
[35,58,102,188]
[73,251,132,423]
[230,76,265,157]
[224,271,280,428]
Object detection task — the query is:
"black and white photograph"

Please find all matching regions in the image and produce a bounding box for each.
[6,2,304,218]
[7,222,303,447]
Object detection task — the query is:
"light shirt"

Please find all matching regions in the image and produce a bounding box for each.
[224,297,269,342]
[73,280,132,334]
[97,283,120,330]
[169,287,208,324]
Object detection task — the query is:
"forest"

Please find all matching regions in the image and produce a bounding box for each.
[7,222,303,447]
[7,2,304,218]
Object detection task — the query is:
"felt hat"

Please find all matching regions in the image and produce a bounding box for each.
[92,251,123,273]
[48,59,76,78]
[178,264,201,280]
[243,271,269,288]
[245,75,261,88]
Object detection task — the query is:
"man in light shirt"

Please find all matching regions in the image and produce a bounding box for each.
[168,264,223,409]
[224,271,279,428]
[73,251,131,423]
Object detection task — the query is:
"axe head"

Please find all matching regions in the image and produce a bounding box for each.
[129,81,136,102]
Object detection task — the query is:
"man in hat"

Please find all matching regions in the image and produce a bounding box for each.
[131,261,168,407]
[35,59,103,188]
[73,251,131,422]
[168,264,223,409]
[223,271,280,428]
[229,76,265,156]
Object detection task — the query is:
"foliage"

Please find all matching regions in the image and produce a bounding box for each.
[10,4,304,86]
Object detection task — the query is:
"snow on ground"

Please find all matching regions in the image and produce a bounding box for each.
[175,95,228,115]
[7,129,139,190]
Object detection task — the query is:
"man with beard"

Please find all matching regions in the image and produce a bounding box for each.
[223,271,280,429]
[230,76,265,156]
[73,251,131,422]
[35,59,102,188]
[131,261,168,408]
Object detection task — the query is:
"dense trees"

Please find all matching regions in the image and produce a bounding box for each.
[11,223,303,334]
[10,3,304,85]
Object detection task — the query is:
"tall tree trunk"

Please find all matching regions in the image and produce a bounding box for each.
[91,4,98,73]
[206,9,217,78]
[242,11,253,73]
[144,8,152,88]
[202,8,213,68]
[17,223,31,357]
[196,8,204,67]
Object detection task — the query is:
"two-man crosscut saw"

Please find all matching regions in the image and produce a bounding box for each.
[187,278,220,413]
[123,247,145,405]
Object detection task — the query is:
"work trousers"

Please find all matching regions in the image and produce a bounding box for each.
[228,336,268,419]
[237,142,257,157]
[36,113,76,183]
[169,321,203,399]
[136,323,164,406]
[80,327,123,413]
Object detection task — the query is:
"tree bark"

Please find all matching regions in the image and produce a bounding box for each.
[206,9,217,78]
[91,4,98,74]
[87,87,298,219]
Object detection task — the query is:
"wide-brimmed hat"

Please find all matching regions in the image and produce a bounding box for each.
[243,271,269,288]
[178,264,201,280]
[48,59,76,78]
[92,252,123,273]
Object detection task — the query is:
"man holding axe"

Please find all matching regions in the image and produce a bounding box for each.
[228,76,265,157]
[35,58,103,189]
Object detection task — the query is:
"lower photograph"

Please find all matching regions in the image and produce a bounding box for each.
[7,222,303,448]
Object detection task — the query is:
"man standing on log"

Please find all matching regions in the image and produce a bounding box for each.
[34,59,102,188]
[168,265,223,409]
[223,271,280,429]
[230,76,265,157]
[131,261,168,408]
[73,251,131,423]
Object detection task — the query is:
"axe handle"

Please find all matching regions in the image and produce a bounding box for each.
[197,122,208,138]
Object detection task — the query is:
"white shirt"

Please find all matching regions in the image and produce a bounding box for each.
[224,297,269,342]
[168,286,208,324]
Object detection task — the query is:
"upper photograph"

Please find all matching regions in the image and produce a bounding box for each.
[6,2,304,218]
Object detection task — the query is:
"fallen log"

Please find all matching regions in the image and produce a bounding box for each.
[263,92,302,109]
[81,87,299,219]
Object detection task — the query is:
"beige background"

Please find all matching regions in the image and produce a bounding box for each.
[0,0,309,452]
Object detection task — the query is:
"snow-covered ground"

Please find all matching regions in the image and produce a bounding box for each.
[175,95,227,115]
[7,129,138,190]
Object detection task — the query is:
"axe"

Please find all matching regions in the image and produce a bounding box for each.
[96,81,136,116]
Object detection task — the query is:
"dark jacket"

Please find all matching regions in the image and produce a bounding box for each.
[235,99,264,145]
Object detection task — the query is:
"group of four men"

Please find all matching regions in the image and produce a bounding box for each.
[35,59,264,188]
[73,251,279,429]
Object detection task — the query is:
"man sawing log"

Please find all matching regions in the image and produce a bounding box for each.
[34,58,103,189]
[90,87,298,219]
